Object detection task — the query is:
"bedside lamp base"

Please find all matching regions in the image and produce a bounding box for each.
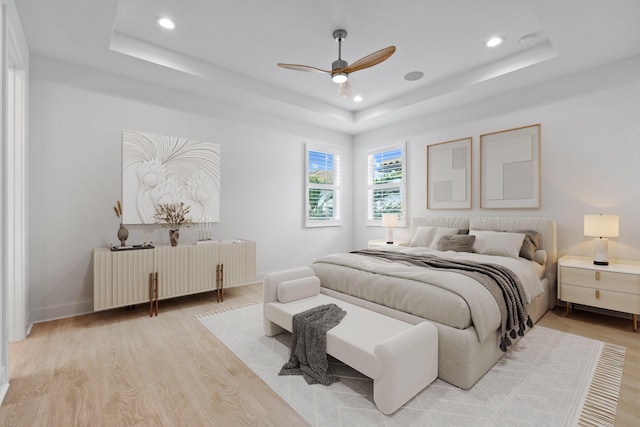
[386,228,394,245]
[592,237,609,266]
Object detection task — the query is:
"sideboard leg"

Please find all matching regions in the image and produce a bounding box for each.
[154,272,159,316]
[149,273,153,317]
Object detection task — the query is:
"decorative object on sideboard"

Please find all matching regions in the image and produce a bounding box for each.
[381,213,399,244]
[113,200,129,246]
[198,215,214,243]
[154,202,193,246]
[110,243,154,252]
[584,214,619,265]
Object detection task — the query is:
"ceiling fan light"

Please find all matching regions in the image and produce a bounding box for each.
[332,73,348,84]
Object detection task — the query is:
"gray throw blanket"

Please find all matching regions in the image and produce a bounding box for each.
[279,303,347,385]
[351,250,533,351]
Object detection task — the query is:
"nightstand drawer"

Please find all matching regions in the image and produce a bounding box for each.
[560,266,640,294]
[560,283,640,314]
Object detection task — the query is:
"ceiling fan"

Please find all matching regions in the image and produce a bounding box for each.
[278,29,396,98]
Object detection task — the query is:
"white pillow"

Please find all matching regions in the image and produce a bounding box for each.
[533,249,547,265]
[408,226,460,248]
[469,230,526,259]
[408,226,439,247]
[430,227,460,249]
[277,276,320,303]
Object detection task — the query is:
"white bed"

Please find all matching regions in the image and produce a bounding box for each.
[310,216,557,389]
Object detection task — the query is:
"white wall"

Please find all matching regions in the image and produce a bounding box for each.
[27,52,640,325]
[354,55,640,262]
[27,56,353,324]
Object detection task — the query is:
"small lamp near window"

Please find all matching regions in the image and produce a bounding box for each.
[584,214,619,265]
[381,213,399,244]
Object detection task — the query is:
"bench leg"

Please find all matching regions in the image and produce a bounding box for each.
[373,322,438,415]
[263,314,285,336]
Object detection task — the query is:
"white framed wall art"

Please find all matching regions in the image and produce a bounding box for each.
[480,124,540,209]
[122,130,221,224]
[427,137,472,209]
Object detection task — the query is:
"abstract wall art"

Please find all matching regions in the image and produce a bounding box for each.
[427,137,472,209]
[122,130,221,224]
[480,124,540,209]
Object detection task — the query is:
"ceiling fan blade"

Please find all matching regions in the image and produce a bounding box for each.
[277,63,331,74]
[338,81,352,98]
[340,46,396,74]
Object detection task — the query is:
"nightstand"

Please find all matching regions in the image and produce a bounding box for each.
[367,239,408,249]
[558,255,640,332]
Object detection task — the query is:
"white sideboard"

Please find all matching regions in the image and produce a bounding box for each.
[93,240,256,315]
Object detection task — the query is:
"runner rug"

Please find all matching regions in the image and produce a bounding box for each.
[197,304,625,427]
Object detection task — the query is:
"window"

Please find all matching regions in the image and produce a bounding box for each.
[305,144,341,227]
[367,142,406,226]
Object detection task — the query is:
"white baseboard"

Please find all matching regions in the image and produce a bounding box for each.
[26,285,265,327]
[0,366,8,405]
[556,301,632,320]
[28,300,94,326]
[25,322,33,339]
[0,383,8,405]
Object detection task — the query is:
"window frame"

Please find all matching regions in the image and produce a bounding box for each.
[367,142,407,227]
[305,143,341,227]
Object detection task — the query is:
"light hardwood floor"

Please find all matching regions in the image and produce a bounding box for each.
[1,284,638,426]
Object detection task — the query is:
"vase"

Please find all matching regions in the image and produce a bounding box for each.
[117,223,129,246]
[169,229,180,246]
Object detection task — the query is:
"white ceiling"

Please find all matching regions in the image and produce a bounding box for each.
[15,0,640,134]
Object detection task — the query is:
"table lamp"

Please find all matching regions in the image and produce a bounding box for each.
[584,214,619,265]
[381,213,399,244]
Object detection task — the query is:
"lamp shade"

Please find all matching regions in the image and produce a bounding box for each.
[584,214,619,238]
[381,213,398,228]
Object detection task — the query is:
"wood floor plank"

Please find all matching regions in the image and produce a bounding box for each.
[1,284,637,426]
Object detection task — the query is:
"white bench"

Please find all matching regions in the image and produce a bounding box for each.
[263,267,438,415]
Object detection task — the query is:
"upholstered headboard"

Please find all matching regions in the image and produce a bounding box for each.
[410,216,558,286]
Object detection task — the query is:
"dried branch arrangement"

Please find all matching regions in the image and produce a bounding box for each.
[154,202,193,230]
[113,200,123,220]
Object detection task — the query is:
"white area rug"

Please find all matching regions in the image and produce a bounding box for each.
[198,304,625,427]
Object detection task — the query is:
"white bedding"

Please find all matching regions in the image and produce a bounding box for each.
[312,247,543,342]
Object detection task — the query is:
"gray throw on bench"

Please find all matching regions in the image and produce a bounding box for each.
[279,303,347,385]
[351,250,533,351]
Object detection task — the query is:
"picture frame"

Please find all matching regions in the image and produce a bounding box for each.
[480,124,540,209]
[427,137,472,209]
[121,130,222,224]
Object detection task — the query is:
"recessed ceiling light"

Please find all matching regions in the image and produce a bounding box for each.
[519,34,536,45]
[353,95,363,102]
[404,71,424,81]
[486,37,503,47]
[157,17,176,30]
